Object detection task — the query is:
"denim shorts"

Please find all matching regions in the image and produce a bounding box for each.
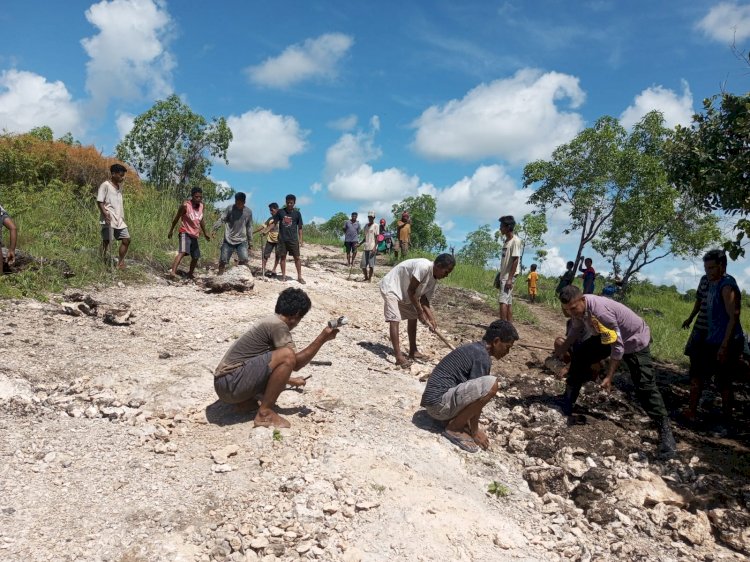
[220,240,249,264]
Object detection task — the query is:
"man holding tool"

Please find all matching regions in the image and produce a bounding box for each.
[421,320,519,452]
[213,288,339,428]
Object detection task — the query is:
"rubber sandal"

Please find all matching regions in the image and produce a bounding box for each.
[442,430,479,453]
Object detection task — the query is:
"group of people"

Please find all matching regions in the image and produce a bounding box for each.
[342,210,412,281]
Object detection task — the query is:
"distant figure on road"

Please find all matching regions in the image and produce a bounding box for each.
[214,192,253,275]
[497,215,521,322]
[359,211,379,282]
[97,163,130,269]
[681,249,744,427]
[0,202,18,270]
[273,194,305,284]
[343,212,361,267]
[379,254,456,368]
[254,202,280,277]
[579,257,596,294]
[527,263,539,303]
[421,320,519,453]
[168,187,211,278]
[555,285,677,459]
[555,261,575,295]
[395,211,411,259]
[213,288,338,428]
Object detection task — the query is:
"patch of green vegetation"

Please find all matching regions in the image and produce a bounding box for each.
[487,481,510,498]
[370,483,386,494]
[272,429,283,441]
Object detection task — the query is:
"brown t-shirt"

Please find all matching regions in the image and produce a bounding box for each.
[214,314,296,376]
[397,221,411,242]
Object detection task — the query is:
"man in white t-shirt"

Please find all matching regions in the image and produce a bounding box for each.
[359,210,379,282]
[96,163,130,269]
[497,215,522,322]
[379,254,456,368]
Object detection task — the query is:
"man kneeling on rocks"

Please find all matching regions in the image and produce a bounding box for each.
[420,320,519,453]
[213,288,339,428]
[555,285,677,459]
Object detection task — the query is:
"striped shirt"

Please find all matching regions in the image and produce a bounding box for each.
[420,342,491,406]
[693,275,709,333]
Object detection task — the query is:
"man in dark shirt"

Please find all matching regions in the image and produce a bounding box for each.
[421,320,519,453]
[273,194,305,284]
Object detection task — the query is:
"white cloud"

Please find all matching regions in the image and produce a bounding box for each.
[328,164,422,201]
[297,195,313,206]
[411,68,585,164]
[619,81,694,129]
[310,182,322,194]
[537,246,568,277]
[81,0,175,112]
[310,216,327,225]
[697,2,750,43]
[436,165,529,223]
[115,111,135,139]
[327,114,358,131]
[246,33,354,88]
[0,69,84,136]
[226,109,308,172]
[325,117,381,180]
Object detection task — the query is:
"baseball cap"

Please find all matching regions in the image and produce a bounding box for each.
[367,210,376,217]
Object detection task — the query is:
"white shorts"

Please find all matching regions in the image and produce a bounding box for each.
[381,291,418,322]
[498,276,513,304]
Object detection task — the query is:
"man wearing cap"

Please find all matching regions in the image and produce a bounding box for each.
[497,215,522,322]
[359,211,379,282]
[343,212,361,267]
[396,211,411,259]
[168,187,212,278]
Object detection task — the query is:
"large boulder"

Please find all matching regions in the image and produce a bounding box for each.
[709,508,750,555]
[202,267,255,293]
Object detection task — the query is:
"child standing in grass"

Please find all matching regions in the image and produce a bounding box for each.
[527,264,539,303]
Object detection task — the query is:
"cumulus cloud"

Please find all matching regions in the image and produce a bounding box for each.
[81,0,175,111]
[697,2,750,43]
[115,111,135,139]
[325,116,381,180]
[226,109,308,172]
[437,165,530,223]
[0,69,84,136]
[537,247,568,277]
[411,68,585,164]
[246,33,354,88]
[310,182,322,194]
[328,164,422,201]
[619,81,694,129]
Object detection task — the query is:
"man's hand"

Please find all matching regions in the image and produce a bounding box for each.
[288,376,307,388]
[322,326,339,342]
[600,374,614,392]
[681,318,692,329]
[205,234,211,242]
[504,280,513,293]
[5,249,15,265]
[167,231,173,239]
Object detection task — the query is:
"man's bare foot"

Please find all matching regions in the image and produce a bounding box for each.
[233,398,260,413]
[288,376,307,388]
[409,351,431,361]
[253,410,291,428]
[297,278,306,284]
[117,262,126,270]
[472,428,490,450]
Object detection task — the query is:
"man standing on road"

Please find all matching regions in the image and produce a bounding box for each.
[274,194,305,284]
[379,254,456,368]
[421,320,519,453]
[555,285,677,459]
[97,163,130,269]
[497,215,522,322]
[395,211,411,259]
[254,202,280,277]
[681,249,744,427]
[343,212,361,267]
[168,187,212,278]
[359,211,379,282]
[0,202,18,271]
[214,192,253,275]
[213,288,339,428]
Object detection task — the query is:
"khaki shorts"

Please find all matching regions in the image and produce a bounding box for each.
[424,376,496,421]
[498,276,513,304]
[214,351,273,404]
[381,291,418,322]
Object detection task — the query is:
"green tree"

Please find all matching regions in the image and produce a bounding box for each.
[320,212,349,238]
[523,116,629,271]
[391,194,446,252]
[457,224,501,266]
[28,126,53,142]
[664,92,750,258]
[56,132,81,146]
[116,94,232,200]
[593,111,722,292]
[515,212,547,273]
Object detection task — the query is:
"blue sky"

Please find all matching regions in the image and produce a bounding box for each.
[1,0,749,290]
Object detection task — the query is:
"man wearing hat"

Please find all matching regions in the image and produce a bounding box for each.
[396,211,411,259]
[359,211,379,282]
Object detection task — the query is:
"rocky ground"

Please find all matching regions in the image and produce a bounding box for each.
[1,244,748,562]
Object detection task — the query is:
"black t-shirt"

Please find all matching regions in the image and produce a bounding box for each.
[274,208,303,242]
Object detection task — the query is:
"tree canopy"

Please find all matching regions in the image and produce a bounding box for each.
[391,194,446,252]
[664,92,750,258]
[457,224,500,266]
[116,95,232,202]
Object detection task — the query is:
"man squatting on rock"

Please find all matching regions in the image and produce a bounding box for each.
[378,254,456,368]
[213,288,338,428]
[421,320,519,453]
[555,285,677,459]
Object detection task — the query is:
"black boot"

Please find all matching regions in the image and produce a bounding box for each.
[656,417,677,460]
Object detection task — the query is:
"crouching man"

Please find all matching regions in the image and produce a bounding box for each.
[213,288,338,428]
[420,320,519,453]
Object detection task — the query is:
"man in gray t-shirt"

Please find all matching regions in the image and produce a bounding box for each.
[421,320,518,453]
[343,212,361,267]
[213,192,253,275]
[213,288,339,428]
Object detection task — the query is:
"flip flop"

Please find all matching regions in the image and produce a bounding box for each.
[442,430,479,453]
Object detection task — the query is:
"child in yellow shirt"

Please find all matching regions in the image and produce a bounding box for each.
[527,264,539,303]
